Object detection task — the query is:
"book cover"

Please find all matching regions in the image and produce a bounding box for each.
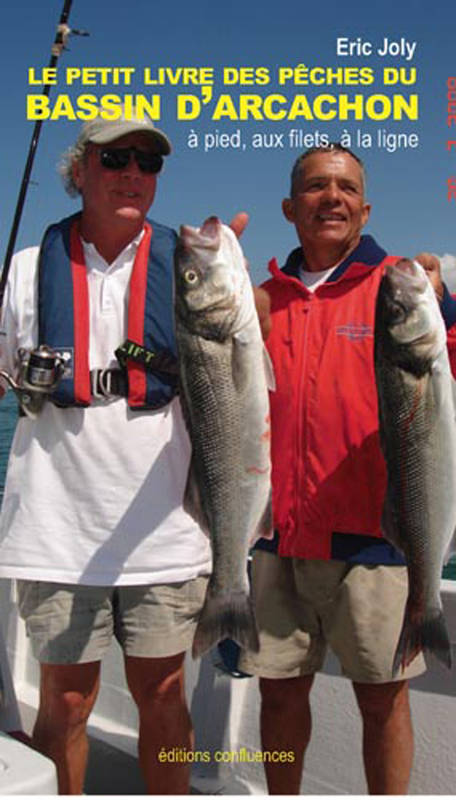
[1,1,456,795]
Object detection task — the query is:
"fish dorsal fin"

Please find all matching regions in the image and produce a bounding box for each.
[263,345,276,391]
[431,352,456,414]
[231,339,276,394]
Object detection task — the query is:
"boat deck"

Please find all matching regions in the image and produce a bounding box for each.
[4,580,456,795]
[19,700,147,795]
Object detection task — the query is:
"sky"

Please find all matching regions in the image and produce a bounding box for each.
[1,0,456,287]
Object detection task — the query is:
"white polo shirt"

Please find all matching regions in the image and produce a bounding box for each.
[0,236,211,585]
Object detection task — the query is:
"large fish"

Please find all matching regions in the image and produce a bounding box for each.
[374,258,456,672]
[174,217,273,658]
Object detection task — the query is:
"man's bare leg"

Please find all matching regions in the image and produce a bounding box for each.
[259,674,314,794]
[125,652,192,794]
[353,679,413,794]
[32,661,101,794]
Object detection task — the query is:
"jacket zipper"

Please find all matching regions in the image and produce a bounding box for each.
[294,291,313,539]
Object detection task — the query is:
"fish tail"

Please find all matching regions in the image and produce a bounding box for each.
[192,590,259,659]
[393,605,452,674]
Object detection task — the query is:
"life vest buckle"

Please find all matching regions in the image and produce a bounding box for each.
[90,369,127,399]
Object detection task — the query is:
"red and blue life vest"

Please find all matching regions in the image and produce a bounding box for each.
[38,213,178,410]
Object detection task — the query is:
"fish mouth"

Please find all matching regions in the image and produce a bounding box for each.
[385,260,430,320]
[387,259,428,293]
[179,218,222,251]
[381,260,442,352]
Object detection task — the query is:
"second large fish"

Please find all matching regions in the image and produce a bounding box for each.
[375,259,456,672]
[174,217,273,658]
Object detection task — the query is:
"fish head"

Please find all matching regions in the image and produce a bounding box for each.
[174,217,248,340]
[377,259,446,370]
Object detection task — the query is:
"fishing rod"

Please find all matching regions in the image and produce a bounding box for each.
[0,0,88,311]
[0,4,88,706]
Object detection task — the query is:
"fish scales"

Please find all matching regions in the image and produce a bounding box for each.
[380,372,444,600]
[174,217,272,658]
[375,259,456,672]
[178,338,245,561]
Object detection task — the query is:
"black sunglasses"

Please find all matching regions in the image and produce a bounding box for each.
[99,147,164,174]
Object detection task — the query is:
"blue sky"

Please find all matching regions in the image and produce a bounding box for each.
[1,0,455,285]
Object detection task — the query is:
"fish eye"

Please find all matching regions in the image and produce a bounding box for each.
[184,269,199,285]
[390,301,407,324]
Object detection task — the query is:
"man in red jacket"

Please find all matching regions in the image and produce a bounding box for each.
[241,144,455,794]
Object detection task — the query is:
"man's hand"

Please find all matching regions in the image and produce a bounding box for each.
[229,212,249,239]
[415,252,444,302]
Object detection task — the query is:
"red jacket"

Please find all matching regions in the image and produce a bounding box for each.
[442,286,456,374]
[263,238,456,563]
[263,237,399,561]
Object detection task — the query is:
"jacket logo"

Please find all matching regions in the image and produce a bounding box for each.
[336,323,373,341]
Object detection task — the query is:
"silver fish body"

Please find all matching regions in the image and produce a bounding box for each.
[375,259,456,672]
[174,217,272,658]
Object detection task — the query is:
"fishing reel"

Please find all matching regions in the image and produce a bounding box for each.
[0,345,65,418]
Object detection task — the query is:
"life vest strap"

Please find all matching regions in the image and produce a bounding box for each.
[115,339,178,376]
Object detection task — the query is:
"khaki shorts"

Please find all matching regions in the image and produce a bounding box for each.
[16,578,208,664]
[239,552,426,683]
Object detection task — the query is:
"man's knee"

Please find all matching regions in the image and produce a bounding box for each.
[125,653,187,714]
[260,675,314,714]
[37,662,101,736]
[47,691,96,733]
[353,679,410,721]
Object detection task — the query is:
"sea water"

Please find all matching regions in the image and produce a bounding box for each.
[0,392,18,502]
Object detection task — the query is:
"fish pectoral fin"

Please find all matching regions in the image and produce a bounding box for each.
[231,334,251,393]
[249,492,274,546]
[183,457,210,536]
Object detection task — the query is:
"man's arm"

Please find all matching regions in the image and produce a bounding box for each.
[0,248,40,398]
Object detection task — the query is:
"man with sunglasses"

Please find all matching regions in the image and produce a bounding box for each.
[0,111,229,794]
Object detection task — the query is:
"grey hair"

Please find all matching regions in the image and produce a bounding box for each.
[58,139,89,197]
[290,143,366,197]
